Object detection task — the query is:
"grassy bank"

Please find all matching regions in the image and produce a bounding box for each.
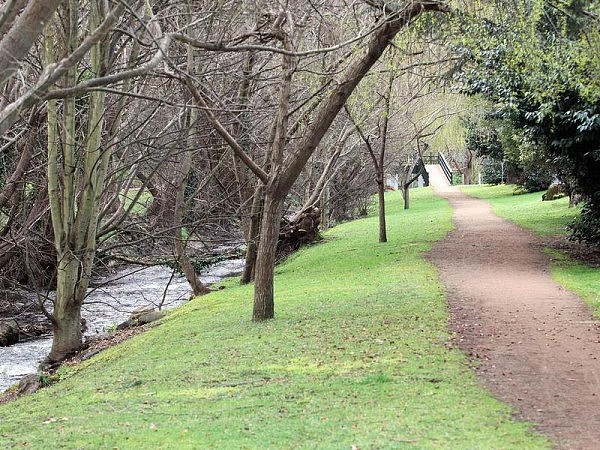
[462,185,599,313]
[0,189,548,449]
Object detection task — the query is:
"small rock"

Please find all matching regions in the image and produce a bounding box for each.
[116,319,134,331]
[0,320,19,347]
[135,311,166,326]
[131,305,155,318]
[85,333,110,344]
[17,374,41,396]
[116,309,165,330]
[81,349,103,361]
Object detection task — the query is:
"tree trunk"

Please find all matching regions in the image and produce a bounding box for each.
[174,236,208,296]
[377,177,387,242]
[464,153,473,185]
[0,125,34,209]
[173,150,209,296]
[403,184,410,210]
[47,253,83,363]
[0,0,29,39]
[45,2,112,363]
[47,307,82,363]
[0,0,64,87]
[402,156,425,210]
[241,184,263,284]
[251,26,294,319]
[320,184,330,230]
[252,188,284,321]
[376,72,392,243]
[174,45,211,297]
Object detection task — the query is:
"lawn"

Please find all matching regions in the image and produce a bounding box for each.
[0,189,548,449]
[462,184,599,313]
[460,184,580,236]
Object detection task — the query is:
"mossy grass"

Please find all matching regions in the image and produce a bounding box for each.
[0,189,548,449]
[120,187,153,215]
[462,184,599,313]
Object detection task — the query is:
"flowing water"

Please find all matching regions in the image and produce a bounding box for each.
[0,258,244,392]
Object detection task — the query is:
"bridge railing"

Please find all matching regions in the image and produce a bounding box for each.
[422,154,437,165]
[422,152,453,184]
[437,152,453,184]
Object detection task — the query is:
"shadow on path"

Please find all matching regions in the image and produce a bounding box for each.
[427,185,600,450]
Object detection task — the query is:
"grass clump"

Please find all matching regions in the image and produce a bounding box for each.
[462,184,599,313]
[0,189,548,449]
[545,249,600,310]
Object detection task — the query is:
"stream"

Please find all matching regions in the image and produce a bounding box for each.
[0,258,244,392]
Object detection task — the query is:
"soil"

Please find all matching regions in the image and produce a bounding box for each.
[427,184,600,450]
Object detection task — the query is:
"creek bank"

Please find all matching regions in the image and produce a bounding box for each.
[0,295,52,341]
[0,257,244,393]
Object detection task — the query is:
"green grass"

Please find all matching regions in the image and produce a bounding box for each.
[461,184,599,312]
[0,189,548,449]
[546,249,600,310]
[461,184,580,236]
[121,187,153,215]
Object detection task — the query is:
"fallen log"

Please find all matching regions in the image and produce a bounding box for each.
[277,206,321,258]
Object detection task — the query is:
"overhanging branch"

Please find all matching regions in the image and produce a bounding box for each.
[184,77,269,184]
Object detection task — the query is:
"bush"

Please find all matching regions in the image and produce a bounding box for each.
[515,169,553,193]
[481,158,503,184]
[569,194,600,246]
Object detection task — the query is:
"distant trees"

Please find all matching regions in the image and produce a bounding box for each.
[453,0,600,243]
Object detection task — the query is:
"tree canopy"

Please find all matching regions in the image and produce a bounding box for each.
[452,0,600,243]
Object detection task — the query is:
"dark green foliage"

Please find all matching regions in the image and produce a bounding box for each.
[462,118,497,185]
[158,251,244,276]
[570,193,600,245]
[462,116,529,186]
[451,172,463,185]
[481,157,504,184]
[463,117,502,160]
[515,168,554,193]
[453,1,600,242]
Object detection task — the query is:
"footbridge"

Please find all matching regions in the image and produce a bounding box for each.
[422,152,452,189]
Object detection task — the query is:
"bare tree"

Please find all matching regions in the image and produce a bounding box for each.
[186,0,449,320]
[345,70,395,243]
[0,0,449,363]
[0,0,64,87]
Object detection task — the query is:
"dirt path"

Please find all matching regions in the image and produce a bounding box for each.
[427,183,600,449]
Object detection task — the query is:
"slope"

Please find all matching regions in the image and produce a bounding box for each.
[0,189,548,449]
